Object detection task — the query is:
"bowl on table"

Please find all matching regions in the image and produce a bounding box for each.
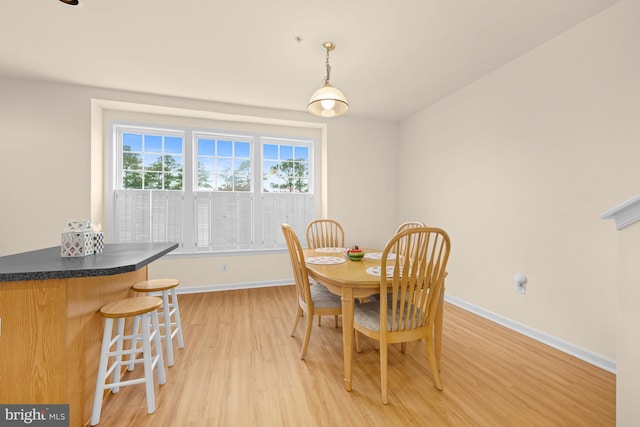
[347,249,365,261]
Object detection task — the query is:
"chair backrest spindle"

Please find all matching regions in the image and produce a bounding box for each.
[306,219,345,249]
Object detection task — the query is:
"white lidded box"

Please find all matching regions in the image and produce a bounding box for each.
[61,219,95,257]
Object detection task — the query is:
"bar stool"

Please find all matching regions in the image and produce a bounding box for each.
[130,278,185,367]
[91,296,166,426]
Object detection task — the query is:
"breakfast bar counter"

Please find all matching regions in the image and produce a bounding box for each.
[0,242,178,426]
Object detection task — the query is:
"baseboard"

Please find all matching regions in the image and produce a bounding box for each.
[174,281,616,374]
[176,280,292,295]
[445,294,616,374]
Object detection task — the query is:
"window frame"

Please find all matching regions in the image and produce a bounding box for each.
[109,122,317,255]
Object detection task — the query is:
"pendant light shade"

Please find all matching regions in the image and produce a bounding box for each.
[308,42,348,118]
[308,83,349,117]
[59,0,79,4]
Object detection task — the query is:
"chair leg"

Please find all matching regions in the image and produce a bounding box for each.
[171,288,185,349]
[91,318,114,426]
[426,335,443,391]
[380,340,389,405]
[401,342,407,353]
[140,313,157,414]
[150,310,166,386]
[334,315,339,328]
[128,315,141,371]
[160,290,175,367]
[300,310,314,360]
[317,315,321,326]
[290,305,302,337]
[355,330,361,353]
[111,318,125,393]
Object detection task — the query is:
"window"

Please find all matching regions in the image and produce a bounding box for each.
[111,125,315,254]
[121,131,184,190]
[195,134,252,192]
[262,143,309,193]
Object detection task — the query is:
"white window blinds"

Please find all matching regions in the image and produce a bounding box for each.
[114,190,184,246]
[194,192,253,251]
[261,193,314,249]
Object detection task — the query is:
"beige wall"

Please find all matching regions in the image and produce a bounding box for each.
[0,80,92,255]
[399,0,639,363]
[0,78,398,286]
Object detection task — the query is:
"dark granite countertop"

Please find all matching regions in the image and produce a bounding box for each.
[0,242,178,282]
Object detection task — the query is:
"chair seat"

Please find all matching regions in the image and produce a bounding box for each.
[311,283,342,309]
[354,300,423,331]
[99,296,162,318]
[132,278,179,293]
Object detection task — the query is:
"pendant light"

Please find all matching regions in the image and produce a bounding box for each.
[308,42,349,118]
[59,0,79,4]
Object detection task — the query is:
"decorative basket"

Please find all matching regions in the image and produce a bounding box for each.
[60,218,97,257]
[61,231,95,257]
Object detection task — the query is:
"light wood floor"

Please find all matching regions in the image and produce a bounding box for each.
[96,285,615,426]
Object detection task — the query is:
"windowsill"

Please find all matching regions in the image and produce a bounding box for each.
[162,248,290,259]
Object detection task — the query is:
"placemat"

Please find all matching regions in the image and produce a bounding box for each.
[363,252,397,260]
[315,247,345,253]
[306,256,346,265]
[366,266,403,277]
[367,265,393,277]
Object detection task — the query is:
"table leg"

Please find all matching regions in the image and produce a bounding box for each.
[341,288,355,391]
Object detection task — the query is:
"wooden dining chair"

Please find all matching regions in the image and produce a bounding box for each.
[395,221,426,234]
[305,219,345,249]
[353,227,451,404]
[305,219,345,326]
[394,222,448,362]
[282,223,342,360]
[367,221,428,306]
[393,221,426,259]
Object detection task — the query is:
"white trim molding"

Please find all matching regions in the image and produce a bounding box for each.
[174,280,292,295]
[445,295,616,373]
[601,194,640,230]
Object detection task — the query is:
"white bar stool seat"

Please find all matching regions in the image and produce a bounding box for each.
[91,296,166,426]
[130,278,185,367]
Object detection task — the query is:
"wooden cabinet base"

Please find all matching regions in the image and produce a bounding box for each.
[0,268,147,427]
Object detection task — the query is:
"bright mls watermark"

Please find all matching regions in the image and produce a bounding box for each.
[0,405,68,426]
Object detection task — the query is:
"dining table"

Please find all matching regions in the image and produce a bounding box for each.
[303,247,445,392]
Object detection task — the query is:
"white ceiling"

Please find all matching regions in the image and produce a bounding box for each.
[0,0,620,122]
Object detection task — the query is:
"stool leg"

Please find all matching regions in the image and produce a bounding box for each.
[171,288,185,349]
[111,318,125,393]
[140,313,157,414]
[91,318,114,426]
[128,315,141,371]
[160,290,174,366]
[151,309,166,385]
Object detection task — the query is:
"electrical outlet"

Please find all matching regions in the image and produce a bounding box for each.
[514,273,527,295]
[221,264,228,272]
